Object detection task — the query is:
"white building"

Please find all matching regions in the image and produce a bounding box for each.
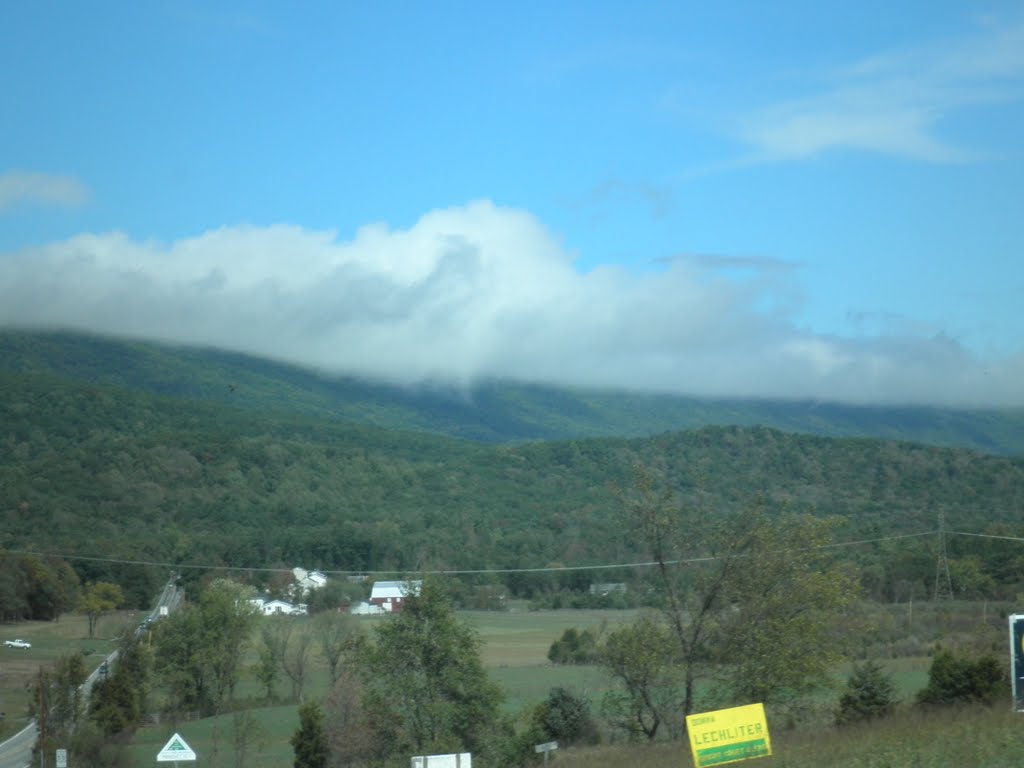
[250,597,308,616]
[292,567,329,597]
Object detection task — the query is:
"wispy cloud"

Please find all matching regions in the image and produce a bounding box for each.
[737,17,1024,162]
[0,200,1019,407]
[0,171,89,211]
[565,177,675,220]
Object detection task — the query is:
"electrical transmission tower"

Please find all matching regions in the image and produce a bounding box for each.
[933,511,954,601]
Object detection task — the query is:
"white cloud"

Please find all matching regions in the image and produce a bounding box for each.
[0,170,89,210]
[0,200,1019,407]
[738,17,1024,162]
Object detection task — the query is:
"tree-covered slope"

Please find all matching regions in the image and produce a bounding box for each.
[2,371,1022,599]
[2,329,1023,454]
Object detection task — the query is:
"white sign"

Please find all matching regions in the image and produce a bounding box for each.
[157,733,197,762]
[534,741,558,753]
[55,749,67,768]
[410,753,471,767]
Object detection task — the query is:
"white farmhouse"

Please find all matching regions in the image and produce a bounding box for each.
[292,567,329,597]
[249,597,308,616]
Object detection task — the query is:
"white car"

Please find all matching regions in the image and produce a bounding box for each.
[4,639,31,649]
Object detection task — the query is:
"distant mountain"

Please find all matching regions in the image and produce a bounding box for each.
[2,329,1023,455]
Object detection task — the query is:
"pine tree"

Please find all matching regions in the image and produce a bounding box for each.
[291,700,328,768]
[835,660,898,726]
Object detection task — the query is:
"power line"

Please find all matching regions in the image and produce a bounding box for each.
[2,529,944,578]
[3,549,294,574]
[948,530,1024,543]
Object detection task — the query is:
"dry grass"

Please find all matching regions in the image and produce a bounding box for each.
[552,705,1024,768]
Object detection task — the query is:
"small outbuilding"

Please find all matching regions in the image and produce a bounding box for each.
[349,601,387,616]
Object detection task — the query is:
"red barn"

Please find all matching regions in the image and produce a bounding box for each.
[369,580,422,613]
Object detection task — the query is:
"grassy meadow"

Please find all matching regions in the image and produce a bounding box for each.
[2,601,1019,766]
[554,706,1024,768]
[0,610,137,741]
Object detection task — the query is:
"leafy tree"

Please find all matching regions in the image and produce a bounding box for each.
[917,650,1006,706]
[154,578,259,715]
[89,672,138,736]
[599,614,680,741]
[67,719,133,768]
[709,511,861,708]
[617,466,860,727]
[0,556,29,621]
[346,580,504,761]
[835,660,898,726]
[547,627,599,665]
[31,653,87,762]
[291,700,328,768]
[305,580,365,614]
[79,581,125,639]
[89,631,152,736]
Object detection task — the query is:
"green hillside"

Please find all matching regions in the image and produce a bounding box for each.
[2,329,1023,453]
[2,369,1022,603]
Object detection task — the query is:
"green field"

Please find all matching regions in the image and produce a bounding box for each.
[1,605,1010,767]
[0,611,136,741]
[464,607,638,712]
[91,608,640,767]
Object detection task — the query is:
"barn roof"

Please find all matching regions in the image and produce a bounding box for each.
[370,580,422,599]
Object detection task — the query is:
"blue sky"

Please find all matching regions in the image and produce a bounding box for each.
[2,1,1022,406]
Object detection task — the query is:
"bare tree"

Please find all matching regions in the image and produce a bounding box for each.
[325,656,375,766]
[257,617,293,701]
[314,611,357,685]
[283,631,314,702]
[232,709,266,768]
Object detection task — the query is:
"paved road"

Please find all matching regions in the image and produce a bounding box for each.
[0,724,35,768]
[0,581,183,768]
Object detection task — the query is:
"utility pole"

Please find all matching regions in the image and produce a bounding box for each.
[37,667,46,768]
[934,511,954,601]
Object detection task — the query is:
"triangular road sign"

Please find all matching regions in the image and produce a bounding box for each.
[157,732,197,762]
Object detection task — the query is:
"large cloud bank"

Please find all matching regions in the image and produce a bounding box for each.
[1,201,1019,407]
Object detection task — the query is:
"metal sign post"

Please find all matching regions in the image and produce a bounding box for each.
[1010,614,1024,711]
[534,741,558,766]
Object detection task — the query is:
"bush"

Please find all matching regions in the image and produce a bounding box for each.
[916,650,1006,706]
[532,687,600,747]
[547,628,599,665]
[835,660,898,726]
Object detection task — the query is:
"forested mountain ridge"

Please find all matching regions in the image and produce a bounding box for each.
[2,329,1024,454]
[2,368,1023,603]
